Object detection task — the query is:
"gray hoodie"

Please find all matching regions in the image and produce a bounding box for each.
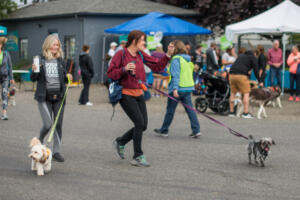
[0,51,13,81]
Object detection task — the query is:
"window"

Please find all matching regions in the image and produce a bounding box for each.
[48,29,58,36]
[20,38,28,59]
[64,36,76,60]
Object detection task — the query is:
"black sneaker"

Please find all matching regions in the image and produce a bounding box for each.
[189,132,203,138]
[113,140,125,159]
[52,153,65,162]
[154,129,169,137]
[242,113,254,119]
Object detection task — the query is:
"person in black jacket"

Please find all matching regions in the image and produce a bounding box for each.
[78,45,94,106]
[257,45,267,86]
[31,34,72,162]
[206,42,219,73]
[228,50,262,119]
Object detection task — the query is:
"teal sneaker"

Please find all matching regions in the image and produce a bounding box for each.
[130,155,150,167]
[113,140,125,159]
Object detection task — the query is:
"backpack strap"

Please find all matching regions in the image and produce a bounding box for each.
[138,51,145,64]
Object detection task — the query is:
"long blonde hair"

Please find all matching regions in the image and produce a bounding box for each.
[42,34,64,59]
[0,37,7,50]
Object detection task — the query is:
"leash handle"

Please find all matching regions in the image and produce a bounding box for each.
[47,76,71,143]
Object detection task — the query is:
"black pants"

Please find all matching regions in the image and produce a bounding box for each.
[79,75,91,104]
[290,73,300,96]
[117,94,148,158]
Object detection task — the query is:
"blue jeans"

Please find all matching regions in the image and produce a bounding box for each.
[269,65,282,87]
[290,73,300,96]
[160,92,200,134]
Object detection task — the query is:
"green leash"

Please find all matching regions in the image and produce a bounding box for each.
[47,76,72,143]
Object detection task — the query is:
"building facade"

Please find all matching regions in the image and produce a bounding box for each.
[2,0,199,83]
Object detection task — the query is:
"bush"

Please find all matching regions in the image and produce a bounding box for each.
[13,59,31,82]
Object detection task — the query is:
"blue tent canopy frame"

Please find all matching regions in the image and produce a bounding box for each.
[105,12,212,36]
[101,12,212,82]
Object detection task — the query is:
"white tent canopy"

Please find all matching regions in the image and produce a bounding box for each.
[225,0,300,41]
[225,0,300,90]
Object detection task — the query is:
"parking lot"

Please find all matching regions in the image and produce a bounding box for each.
[1,84,300,200]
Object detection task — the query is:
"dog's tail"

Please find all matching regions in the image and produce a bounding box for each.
[29,137,41,147]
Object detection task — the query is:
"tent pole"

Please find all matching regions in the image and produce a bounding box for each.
[237,34,243,49]
[282,33,286,93]
[101,34,107,83]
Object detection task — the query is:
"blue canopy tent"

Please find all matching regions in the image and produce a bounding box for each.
[101,12,212,82]
[105,12,212,35]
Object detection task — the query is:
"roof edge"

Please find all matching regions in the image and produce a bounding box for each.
[1,12,200,22]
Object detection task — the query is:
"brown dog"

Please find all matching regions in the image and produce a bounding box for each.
[236,86,282,119]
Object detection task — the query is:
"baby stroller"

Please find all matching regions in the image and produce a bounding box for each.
[195,70,230,115]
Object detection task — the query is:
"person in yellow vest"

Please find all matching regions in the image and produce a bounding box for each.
[154,40,202,138]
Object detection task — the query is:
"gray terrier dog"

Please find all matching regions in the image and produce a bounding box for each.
[247,135,275,167]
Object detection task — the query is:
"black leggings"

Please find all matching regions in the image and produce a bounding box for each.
[117,94,148,158]
[290,73,300,96]
[79,75,91,104]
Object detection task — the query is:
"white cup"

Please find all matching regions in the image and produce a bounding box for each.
[33,56,40,73]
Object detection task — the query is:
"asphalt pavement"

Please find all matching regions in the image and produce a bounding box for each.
[0,84,300,200]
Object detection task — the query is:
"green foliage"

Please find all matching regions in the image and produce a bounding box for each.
[152,0,300,33]
[13,59,31,82]
[0,0,17,20]
[289,34,300,44]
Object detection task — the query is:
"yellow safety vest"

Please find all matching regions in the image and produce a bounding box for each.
[168,55,194,88]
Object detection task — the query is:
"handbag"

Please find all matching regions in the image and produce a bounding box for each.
[297,63,300,75]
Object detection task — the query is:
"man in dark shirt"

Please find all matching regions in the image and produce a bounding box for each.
[193,45,206,69]
[228,50,262,119]
[206,42,219,73]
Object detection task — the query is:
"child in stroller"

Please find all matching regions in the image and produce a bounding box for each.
[193,64,206,96]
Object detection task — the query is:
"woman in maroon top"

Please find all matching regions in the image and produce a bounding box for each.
[107,30,174,167]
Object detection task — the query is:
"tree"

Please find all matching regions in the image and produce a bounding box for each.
[151,0,300,34]
[0,0,17,20]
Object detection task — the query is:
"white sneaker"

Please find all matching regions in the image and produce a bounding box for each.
[241,113,254,119]
[1,113,8,120]
[85,102,93,106]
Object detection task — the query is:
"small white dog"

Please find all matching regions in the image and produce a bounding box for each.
[28,137,52,176]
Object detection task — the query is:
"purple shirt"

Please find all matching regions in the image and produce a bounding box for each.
[268,47,283,65]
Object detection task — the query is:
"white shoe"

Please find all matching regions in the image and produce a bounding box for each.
[241,113,254,119]
[85,102,93,106]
